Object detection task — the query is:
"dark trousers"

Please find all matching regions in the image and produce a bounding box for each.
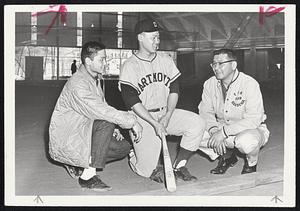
[90,120,131,169]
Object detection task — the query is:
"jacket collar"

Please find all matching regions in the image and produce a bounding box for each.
[79,65,99,82]
[217,69,240,87]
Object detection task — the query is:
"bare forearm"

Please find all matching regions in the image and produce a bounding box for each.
[131,103,158,127]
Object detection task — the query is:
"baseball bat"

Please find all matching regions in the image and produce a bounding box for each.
[161,135,177,192]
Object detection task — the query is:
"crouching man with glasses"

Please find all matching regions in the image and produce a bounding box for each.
[198,49,270,175]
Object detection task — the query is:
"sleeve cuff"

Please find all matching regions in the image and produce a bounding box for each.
[208,126,218,135]
[222,126,229,138]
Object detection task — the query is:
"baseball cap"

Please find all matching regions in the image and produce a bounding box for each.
[134,19,160,35]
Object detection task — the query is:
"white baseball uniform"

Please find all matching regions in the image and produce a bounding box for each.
[119,53,205,177]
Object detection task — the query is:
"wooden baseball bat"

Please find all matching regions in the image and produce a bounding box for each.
[161,135,177,192]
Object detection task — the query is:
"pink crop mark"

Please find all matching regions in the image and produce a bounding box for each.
[32,5,67,35]
[259,6,285,26]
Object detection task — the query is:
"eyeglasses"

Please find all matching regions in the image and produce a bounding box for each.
[210,60,236,69]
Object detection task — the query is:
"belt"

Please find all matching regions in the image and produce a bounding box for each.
[148,107,165,112]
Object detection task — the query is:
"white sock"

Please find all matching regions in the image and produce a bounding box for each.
[80,157,96,180]
[174,160,187,169]
[247,160,257,167]
[80,167,96,180]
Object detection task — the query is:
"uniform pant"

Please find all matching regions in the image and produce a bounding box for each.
[129,108,206,177]
[198,124,270,166]
[90,120,131,169]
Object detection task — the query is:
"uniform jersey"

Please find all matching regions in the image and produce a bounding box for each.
[118,51,205,178]
[119,53,181,110]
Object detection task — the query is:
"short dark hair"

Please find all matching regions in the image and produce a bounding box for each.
[213,49,237,60]
[81,41,106,64]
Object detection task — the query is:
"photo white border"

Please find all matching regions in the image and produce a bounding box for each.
[4,4,296,207]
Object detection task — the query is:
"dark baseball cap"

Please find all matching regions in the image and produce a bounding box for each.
[134,19,160,35]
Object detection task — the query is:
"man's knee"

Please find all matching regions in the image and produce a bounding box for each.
[93,120,115,131]
[117,140,132,157]
[181,116,206,151]
[235,130,261,154]
[186,115,206,136]
[106,139,132,162]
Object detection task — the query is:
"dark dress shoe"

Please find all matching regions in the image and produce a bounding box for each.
[241,161,257,174]
[79,175,112,191]
[174,166,197,181]
[210,154,238,174]
[149,166,165,183]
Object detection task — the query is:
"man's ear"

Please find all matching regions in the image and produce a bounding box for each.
[137,33,144,42]
[85,57,92,66]
[232,60,237,70]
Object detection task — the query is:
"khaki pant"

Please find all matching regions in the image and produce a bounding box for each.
[198,124,270,166]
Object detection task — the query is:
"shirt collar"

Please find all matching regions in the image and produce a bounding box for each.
[134,52,157,62]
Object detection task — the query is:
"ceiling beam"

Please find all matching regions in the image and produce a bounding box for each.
[200,14,228,38]
[218,13,249,39]
[181,15,209,40]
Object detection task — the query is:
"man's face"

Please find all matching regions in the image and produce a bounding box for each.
[139,31,160,53]
[88,49,107,75]
[211,53,236,81]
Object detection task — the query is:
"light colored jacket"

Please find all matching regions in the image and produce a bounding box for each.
[49,66,136,168]
[198,70,269,136]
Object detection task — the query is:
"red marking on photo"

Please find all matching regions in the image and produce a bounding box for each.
[32,5,67,35]
[259,6,285,26]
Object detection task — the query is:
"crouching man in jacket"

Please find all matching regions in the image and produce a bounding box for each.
[49,41,142,191]
[198,48,270,175]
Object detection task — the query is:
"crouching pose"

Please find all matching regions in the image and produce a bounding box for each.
[198,49,270,174]
[119,19,206,183]
[49,41,142,191]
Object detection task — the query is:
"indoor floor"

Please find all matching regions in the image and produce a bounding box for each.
[14,80,284,196]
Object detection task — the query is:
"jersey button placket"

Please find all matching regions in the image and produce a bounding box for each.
[150,62,156,100]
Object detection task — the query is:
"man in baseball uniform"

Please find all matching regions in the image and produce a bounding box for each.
[49,41,142,191]
[119,19,206,183]
[198,49,270,174]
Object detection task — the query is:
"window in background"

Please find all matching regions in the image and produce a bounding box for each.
[15,46,57,80]
[15,12,176,80]
[58,47,81,79]
[105,49,133,76]
[15,45,81,80]
[15,12,31,46]
[104,49,176,77]
[122,13,139,49]
[82,12,118,48]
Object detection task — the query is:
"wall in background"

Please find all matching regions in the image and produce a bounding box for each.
[177,48,284,86]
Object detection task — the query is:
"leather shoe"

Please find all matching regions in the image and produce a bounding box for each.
[150,166,165,183]
[210,154,238,174]
[79,175,112,191]
[174,166,197,181]
[241,161,257,174]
